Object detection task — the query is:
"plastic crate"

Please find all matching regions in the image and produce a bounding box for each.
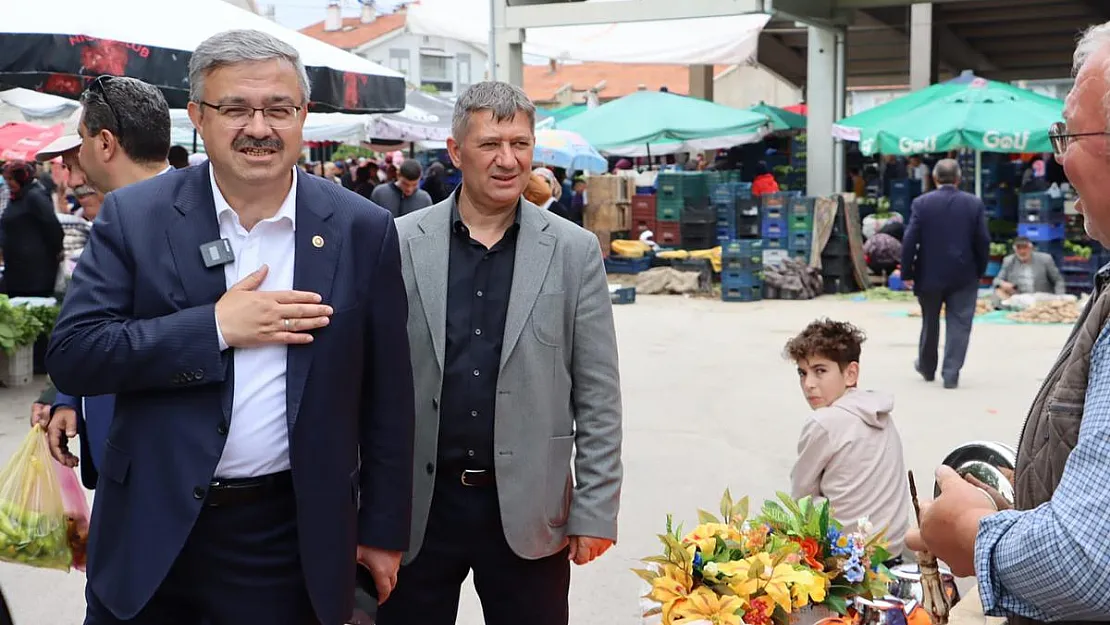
[787,196,816,217]
[985,259,1002,278]
[1019,192,1064,215]
[823,234,850,257]
[656,202,682,222]
[633,217,656,238]
[715,205,736,229]
[822,274,858,295]
[655,221,681,247]
[722,239,763,256]
[604,256,652,274]
[762,248,790,267]
[716,226,735,244]
[721,267,763,286]
[761,218,787,239]
[722,283,763,302]
[789,231,813,253]
[610,286,636,305]
[788,213,813,234]
[821,254,855,278]
[1017,222,1065,241]
[760,194,787,220]
[763,237,785,250]
[0,345,33,387]
[736,198,759,218]
[681,206,714,224]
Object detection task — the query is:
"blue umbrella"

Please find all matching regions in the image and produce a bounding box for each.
[533,129,608,174]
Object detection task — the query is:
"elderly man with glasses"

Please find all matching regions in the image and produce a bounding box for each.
[910,21,1110,625]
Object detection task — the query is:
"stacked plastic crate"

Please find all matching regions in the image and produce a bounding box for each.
[759,192,789,267]
[680,174,715,250]
[630,194,656,241]
[653,172,685,248]
[787,196,815,264]
[720,239,763,302]
[784,134,807,192]
[711,181,754,244]
[1017,192,1066,264]
[820,200,856,294]
[888,179,922,220]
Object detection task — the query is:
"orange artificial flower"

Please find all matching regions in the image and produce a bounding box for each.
[794,537,824,571]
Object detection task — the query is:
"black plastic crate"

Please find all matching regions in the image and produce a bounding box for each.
[681,206,714,224]
[722,283,763,302]
[610,286,636,305]
[821,254,855,278]
[823,234,850,257]
[822,274,858,295]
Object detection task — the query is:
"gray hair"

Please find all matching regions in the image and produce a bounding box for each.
[932,158,961,185]
[80,77,170,164]
[452,82,535,140]
[1074,23,1110,130]
[189,30,311,103]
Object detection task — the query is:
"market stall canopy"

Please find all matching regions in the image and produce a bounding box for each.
[533,129,607,174]
[0,88,78,125]
[0,0,406,113]
[748,102,806,132]
[407,0,769,65]
[853,86,1063,156]
[368,90,454,143]
[834,70,1061,149]
[559,91,771,155]
[0,122,65,161]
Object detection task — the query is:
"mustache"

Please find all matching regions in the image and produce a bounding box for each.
[232,136,284,151]
[72,184,97,197]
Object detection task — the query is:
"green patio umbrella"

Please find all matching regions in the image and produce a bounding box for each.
[748,102,806,132]
[547,104,588,124]
[833,70,1063,148]
[853,86,1063,156]
[559,90,771,153]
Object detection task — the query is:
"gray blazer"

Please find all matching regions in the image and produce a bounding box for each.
[395,195,623,562]
[993,251,1065,295]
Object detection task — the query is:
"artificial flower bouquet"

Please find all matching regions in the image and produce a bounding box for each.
[635,490,892,625]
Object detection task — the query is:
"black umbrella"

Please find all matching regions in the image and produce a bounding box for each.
[1,0,406,113]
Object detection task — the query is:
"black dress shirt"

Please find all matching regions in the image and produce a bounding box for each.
[437,202,520,470]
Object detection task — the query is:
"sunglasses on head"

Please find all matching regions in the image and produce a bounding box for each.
[86,75,125,137]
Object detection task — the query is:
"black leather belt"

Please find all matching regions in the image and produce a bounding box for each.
[205,470,293,507]
[459,469,494,487]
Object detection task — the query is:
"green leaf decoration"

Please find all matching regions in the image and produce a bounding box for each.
[731,496,749,524]
[631,568,660,584]
[720,488,734,521]
[698,509,722,524]
[825,594,849,614]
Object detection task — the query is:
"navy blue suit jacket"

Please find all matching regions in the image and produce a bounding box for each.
[45,164,416,625]
[900,185,991,294]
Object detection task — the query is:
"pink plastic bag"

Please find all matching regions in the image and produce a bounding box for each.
[52,460,89,572]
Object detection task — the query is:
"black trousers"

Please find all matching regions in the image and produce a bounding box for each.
[85,484,317,625]
[917,281,979,384]
[377,473,570,625]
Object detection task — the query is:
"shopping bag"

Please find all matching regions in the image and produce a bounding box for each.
[0,425,72,570]
[52,460,89,571]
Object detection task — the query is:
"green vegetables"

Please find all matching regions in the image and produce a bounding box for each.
[1064,241,1093,259]
[990,242,1009,258]
[0,500,71,570]
[0,426,74,571]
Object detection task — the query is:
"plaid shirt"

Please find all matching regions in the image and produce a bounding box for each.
[976,318,1110,620]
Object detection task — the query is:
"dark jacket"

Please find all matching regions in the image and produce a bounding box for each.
[1,183,63,296]
[900,185,990,294]
[46,164,415,625]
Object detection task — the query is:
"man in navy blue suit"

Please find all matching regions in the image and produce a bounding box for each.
[900,158,990,389]
[46,29,415,625]
[38,75,173,490]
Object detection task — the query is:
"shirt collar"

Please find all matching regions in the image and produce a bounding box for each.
[449,184,521,232]
[158,165,173,176]
[210,166,297,231]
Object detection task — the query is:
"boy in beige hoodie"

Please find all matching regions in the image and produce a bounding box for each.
[784,319,912,558]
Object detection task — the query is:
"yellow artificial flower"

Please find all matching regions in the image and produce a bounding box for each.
[649,564,694,624]
[683,523,743,555]
[725,552,817,613]
[671,587,745,625]
[790,569,829,607]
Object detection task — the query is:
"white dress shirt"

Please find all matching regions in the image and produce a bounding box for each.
[211,167,297,478]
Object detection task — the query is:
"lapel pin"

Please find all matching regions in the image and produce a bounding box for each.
[312,235,325,248]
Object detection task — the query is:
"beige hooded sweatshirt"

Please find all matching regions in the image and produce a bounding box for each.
[790,388,911,557]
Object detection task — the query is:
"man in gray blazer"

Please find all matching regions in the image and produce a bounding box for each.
[377,82,623,625]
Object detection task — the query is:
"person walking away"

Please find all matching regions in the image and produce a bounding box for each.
[46,29,415,625]
[39,77,173,492]
[0,161,64,297]
[371,158,433,218]
[380,81,623,625]
[168,145,190,169]
[908,21,1110,625]
[900,158,989,389]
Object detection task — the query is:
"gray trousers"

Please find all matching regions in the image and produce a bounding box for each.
[917,281,979,383]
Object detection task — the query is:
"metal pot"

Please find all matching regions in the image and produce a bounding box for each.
[933,441,1017,506]
[887,562,961,605]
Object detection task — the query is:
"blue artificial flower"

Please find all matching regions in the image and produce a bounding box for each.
[693,551,704,568]
[844,561,865,584]
[827,528,853,557]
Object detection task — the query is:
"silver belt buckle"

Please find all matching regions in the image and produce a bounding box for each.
[460,469,486,486]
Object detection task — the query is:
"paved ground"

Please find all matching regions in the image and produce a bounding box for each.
[0,294,1072,624]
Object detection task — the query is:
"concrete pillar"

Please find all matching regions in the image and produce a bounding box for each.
[833,28,846,193]
[688,65,714,101]
[490,0,524,86]
[910,3,937,91]
[806,26,836,197]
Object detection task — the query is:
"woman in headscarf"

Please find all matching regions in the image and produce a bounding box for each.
[0,161,64,297]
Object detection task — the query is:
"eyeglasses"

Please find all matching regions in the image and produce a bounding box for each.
[86,75,125,137]
[198,102,302,130]
[1048,121,1110,156]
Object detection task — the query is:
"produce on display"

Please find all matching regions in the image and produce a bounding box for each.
[0,426,73,570]
[989,242,1008,258]
[1007,300,1081,324]
[908,299,993,317]
[1064,240,1092,259]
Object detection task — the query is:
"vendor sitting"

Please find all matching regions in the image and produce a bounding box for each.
[992,236,1065,307]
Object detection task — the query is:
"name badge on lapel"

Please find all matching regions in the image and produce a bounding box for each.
[200,239,235,268]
